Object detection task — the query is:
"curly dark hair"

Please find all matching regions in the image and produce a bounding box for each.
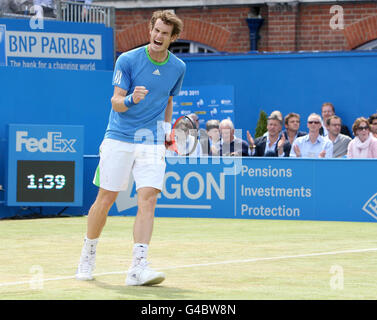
[150,10,183,38]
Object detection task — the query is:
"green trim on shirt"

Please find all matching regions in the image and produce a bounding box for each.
[145,45,170,66]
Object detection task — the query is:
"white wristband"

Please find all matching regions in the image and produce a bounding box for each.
[163,122,172,135]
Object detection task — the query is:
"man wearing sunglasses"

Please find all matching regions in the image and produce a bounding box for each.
[290,113,333,158]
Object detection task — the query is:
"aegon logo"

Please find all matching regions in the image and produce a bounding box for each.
[362,192,377,220]
[16,131,77,153]
[115,171,226,212]
[162,171,225,200]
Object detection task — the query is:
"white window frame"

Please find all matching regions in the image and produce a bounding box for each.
[355,39,377,50]
[169,40,217,54]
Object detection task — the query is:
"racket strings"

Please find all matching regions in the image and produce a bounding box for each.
[172,116,198,156]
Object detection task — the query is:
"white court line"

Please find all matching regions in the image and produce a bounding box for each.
[1,247,377,288]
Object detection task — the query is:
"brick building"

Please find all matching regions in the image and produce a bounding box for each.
[94,0,377,54]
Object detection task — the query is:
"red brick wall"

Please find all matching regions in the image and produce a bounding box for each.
[114,2,377,53]
[115,7,250,53]
[297,3,377,51]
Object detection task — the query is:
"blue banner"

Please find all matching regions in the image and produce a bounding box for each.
[173,85,235,128]
[115,157,377,223]
[0,18,113,71]
[6,124,84,207]
[0,24,5,66]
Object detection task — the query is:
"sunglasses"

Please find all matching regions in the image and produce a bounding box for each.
[357,126,369,131]
[308,121,320,124]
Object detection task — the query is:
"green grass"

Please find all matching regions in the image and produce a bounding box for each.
[0,216,377,300]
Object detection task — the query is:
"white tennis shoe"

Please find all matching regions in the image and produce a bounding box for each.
[75,251,96,281]
[126,261,165,286]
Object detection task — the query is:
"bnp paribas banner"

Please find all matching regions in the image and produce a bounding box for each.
[0,18,113,71]
[114,157,377,223]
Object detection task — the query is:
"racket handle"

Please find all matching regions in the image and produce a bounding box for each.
[165,140,173,146]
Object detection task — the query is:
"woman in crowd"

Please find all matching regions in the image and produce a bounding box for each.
[347,117,377,158]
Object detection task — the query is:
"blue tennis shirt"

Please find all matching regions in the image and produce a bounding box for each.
[105,45,186,144]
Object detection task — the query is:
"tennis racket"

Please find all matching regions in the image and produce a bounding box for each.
[165,115,199,156]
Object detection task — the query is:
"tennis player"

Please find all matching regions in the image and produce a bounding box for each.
[75,10,186,286]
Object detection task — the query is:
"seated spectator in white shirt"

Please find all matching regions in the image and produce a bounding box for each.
[290,113,333,158]
[326,115,351,158]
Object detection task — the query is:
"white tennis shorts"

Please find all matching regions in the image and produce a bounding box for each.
[93,138,166,192]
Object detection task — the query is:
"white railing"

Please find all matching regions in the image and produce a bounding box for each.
[58,1,115,28]
[0,1,115,28]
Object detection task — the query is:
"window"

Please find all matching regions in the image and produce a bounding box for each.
[169,40,217,54]
[355,39,377,51]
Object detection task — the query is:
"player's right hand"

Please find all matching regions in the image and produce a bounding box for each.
[132,86,149,104]
[165,133,174,150]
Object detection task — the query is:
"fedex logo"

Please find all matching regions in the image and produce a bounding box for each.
[16,131,77,153]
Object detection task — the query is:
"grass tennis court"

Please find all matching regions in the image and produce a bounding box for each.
[1,216,377,300]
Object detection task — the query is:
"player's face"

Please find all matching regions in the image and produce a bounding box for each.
[149,19,177,53]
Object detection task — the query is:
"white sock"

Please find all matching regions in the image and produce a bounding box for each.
[132,243,148,267]
[83,236,98,255]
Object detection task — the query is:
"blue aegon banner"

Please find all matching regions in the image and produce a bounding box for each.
[0,18,113,70]
[115,157,377,223]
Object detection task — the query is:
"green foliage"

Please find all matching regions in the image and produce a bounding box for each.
[255,110,268,138]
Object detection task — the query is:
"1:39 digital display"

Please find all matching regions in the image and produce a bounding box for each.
[26,174,66,190]
[17,160,75,203]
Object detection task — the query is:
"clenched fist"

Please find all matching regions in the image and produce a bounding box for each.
[132,86,149,104]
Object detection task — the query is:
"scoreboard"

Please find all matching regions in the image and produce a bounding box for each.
[6,124,84,207]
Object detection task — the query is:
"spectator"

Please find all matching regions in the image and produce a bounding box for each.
[219,119,249,156]
[326,115,351,158]
[187,112,207,142]
[347,117,377,159]
[320,102,352,137]
[262,110,283,137]
[33,0,56,18]
[187,113,200,130]
[200,119,220,156]
[368,113,377,139]
[166,117,202,157]
[248,111,285,157]
[282,112,307,156]
[290,113,333,158]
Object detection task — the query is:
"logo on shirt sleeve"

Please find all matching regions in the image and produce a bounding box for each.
[113,70,122,85]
